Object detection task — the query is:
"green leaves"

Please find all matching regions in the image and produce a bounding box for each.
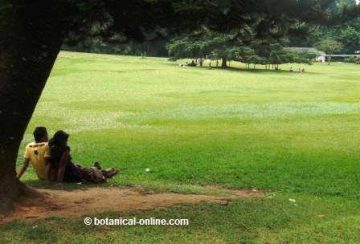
[315,39,343,54]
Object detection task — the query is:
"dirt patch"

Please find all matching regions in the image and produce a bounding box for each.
[0,186,263,224]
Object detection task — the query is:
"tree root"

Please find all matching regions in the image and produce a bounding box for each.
[17,181,44,199]
[0,181,44,216]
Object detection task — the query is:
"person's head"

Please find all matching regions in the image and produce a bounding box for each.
[33,127,48,143]
[50,130,69,147]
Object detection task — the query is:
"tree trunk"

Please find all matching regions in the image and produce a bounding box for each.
[221,58,227,68]
[0,1,64,214]
[0,147,19,214]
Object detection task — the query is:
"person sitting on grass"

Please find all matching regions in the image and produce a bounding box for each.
[17,127,49,180]
[45,130,118,183]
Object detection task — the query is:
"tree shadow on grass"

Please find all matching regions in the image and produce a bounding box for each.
[168,62,320,75]
[206,66,321,75]
[23,179,116,192]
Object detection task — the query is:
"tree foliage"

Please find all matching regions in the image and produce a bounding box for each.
[167,29,316,70]
[315,39,343,63]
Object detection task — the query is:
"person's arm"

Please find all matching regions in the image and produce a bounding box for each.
[44,144,54,181]
[16,159,30,180]
[45,158,53,181]
[57,150,69,182]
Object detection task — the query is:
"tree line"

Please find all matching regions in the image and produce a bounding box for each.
[167,28,316,69]
[62,1,360,67]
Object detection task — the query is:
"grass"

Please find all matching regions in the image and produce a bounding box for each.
[2,51,360,243]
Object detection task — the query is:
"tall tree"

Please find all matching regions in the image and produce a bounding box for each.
[0,0,68,214]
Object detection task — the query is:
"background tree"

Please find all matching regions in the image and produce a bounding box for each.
[287,1,360,53]
[337,26,360,53]
[315,39,343,63]
[167,27,254,68]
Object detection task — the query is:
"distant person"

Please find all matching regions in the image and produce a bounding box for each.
[187,60,197,67]
[289,66,293,72]
[17,127,49,180]
[46,130,118,183]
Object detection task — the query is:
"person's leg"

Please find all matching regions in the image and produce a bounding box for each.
[61,161,83,182]
[49,167,58,181]
[93,162,118,178]
[92,167,106,181]
[102,168,118,178]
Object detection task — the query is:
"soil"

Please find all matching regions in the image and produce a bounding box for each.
[0,186,263,224]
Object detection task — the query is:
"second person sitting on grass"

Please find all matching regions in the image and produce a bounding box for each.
[45,130,118,183]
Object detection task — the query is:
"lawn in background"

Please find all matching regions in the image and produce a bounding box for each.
[3,51,359,243]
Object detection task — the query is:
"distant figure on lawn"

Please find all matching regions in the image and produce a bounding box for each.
[46,130,118,183]
[187,60,197,66]
[17,127,49,180]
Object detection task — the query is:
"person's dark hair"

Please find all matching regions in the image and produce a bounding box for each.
[49,130,69,147]
[33,127,47,143]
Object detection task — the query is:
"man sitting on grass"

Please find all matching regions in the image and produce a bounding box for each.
[17,127,49,180]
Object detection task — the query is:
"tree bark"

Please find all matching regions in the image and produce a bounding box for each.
[198,58,203,67]
[0,1,64,214]
[221,58,227,68]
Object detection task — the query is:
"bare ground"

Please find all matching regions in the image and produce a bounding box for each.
[0,186,263,224]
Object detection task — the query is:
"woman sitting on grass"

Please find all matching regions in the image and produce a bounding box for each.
[45,130,118,183]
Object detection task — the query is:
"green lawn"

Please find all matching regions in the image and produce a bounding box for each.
[2,51,360,243]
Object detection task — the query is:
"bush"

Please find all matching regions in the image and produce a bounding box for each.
[344,56,360,64]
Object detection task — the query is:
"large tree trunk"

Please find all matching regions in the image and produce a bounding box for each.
[0,1,64,214]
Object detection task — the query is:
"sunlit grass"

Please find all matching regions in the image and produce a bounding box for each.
[10,51,360,243]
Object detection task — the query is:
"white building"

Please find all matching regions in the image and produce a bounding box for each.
[285,47,327,62]
[316,54,326,63]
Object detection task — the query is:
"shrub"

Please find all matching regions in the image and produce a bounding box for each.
[344,56,360,64]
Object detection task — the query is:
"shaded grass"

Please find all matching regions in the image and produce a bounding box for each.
[1,194,359,243]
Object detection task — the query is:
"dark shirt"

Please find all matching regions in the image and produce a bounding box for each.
[48,145,71,167]
[49,145,82,182]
